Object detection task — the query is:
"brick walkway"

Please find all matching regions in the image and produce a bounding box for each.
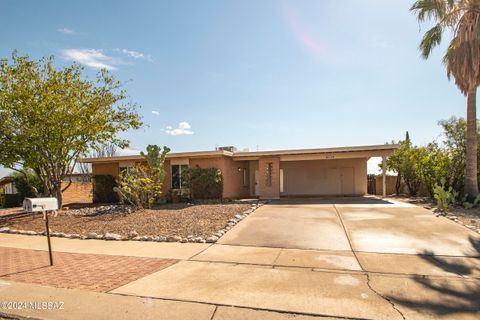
[0,247,176,292]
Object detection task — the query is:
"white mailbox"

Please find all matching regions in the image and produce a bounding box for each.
[23,197,59,212]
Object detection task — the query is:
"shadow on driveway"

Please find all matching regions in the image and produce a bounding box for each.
[385,236,480,317]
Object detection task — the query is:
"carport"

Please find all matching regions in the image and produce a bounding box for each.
[233,144,398,199]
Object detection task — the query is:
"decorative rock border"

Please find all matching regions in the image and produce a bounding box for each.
[427,206,480,234]
[0,201,267,243]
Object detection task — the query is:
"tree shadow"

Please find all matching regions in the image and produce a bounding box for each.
[385,236,480,316]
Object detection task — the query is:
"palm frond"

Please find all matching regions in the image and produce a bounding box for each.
[410,0,449,22]
[420,24,443,58]
[442,37,456,79]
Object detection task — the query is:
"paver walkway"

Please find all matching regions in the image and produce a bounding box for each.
[0,247,176,292]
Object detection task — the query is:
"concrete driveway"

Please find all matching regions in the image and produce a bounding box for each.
[112,197,480,319]
[219,197,480,256]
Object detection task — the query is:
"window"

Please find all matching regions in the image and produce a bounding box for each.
[172,164,188,189]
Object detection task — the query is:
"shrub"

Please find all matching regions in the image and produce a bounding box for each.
[0,191,23,208]
[93,175,119,203]
[114,145,169,208]
[184,168,223,199]
[463,194,480,209]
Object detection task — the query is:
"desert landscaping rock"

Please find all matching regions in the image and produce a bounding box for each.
[104,233,122,241]
[206,236,219,243]
[167,236,182,242]
[128,231,139,239]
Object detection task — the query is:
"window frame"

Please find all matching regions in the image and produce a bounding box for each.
[171,164,189,189]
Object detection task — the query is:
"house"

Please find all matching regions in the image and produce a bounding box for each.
[83,144,398,200]
[0,176,17,195]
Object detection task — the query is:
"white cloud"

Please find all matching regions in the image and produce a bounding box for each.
[58,28,75,35]
[116,48,153,62]
[163,122,194,136]
[151,110,160,116]
[61,48,125,70]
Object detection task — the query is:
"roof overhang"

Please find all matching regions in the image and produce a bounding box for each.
[80,144,399,163]
[232,144,399,161]
[81,150,233,163]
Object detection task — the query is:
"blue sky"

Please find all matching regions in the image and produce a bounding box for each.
[0,0,471,177]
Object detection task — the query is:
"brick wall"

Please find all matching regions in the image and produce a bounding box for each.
[62,181,93,204]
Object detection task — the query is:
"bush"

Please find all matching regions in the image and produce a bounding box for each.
[184,168,223,199]
[463,194,480,209]
[114,145,169,208]
[0,191,23,208]
[114,167,153,207]
[93,175,119,203]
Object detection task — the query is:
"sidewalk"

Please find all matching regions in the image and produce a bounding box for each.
[0,281,336,320]
[0,233,209,260]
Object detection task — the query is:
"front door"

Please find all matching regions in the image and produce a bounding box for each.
[340,167,355,195]
[254,170,259,196]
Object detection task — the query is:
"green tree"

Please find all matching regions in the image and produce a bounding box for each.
[438,116,480,192]
[0,52,142,207]
[386,139,422,196]
[411,0,480,198]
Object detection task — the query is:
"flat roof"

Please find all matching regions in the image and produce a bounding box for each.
[81,144,398,163]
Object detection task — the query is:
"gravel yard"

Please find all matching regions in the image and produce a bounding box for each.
[391,196,480,233]
[0,203,252,239]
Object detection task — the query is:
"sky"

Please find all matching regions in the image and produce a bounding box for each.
[0,0,472,177]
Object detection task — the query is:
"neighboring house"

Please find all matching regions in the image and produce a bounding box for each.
[83,144,398,199]
[0,176,17,194]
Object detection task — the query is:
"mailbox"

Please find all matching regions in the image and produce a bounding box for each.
[23,197,59,212]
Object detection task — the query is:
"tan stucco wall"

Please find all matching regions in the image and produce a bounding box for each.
[258,157,281,199]
[91,156,250,199]
[189,157,249,198]
[280,158,367,196]
[92,162,120,176]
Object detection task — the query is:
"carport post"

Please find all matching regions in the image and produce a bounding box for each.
[382,155,387,198]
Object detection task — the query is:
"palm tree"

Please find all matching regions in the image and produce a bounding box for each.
[411,0,480,198]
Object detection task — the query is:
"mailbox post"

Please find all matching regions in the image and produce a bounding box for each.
[42,205,54,265]
[23,198,59,266]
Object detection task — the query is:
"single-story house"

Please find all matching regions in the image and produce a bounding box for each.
[0,176,17,195]
[83,144,398,200]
